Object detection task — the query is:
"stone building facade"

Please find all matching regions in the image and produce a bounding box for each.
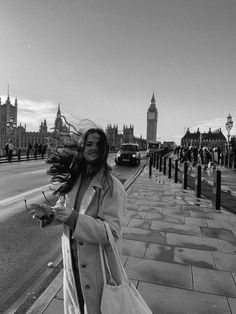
[181,127,226,151]
[0,93,67,155]
[106,124,145,151]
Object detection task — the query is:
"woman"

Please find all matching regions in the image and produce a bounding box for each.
[47,127,127,314]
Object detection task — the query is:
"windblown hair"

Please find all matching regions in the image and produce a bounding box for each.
[46,128,113,195]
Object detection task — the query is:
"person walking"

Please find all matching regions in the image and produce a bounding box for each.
[201,147,212,172]
[7,140,14,162]
[44,127,127,314]
[33,142,39,158]
[28,142,33,156]
[5,142,9,158]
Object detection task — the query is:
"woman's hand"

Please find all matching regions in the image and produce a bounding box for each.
[52,204,73,223]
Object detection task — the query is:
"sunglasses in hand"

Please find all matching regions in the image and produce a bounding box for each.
[25,191,55,228]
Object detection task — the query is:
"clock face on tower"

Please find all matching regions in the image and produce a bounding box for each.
[148,111,156,119]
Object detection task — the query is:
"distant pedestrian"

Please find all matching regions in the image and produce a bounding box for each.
[201,147,212,172]
[212,148,219,166]
[28,142,33,156]
[38,143,43,155]
[5,142,9,157]
[34,142,39,158]
[8,141,14,162]
[192,147,198,166]
[42,144,47,158]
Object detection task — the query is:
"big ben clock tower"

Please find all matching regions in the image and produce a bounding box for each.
[146,92,158,141]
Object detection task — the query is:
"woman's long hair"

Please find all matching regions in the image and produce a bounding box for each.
[46,128,113,195]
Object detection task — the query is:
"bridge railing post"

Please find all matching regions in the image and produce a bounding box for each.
[149,156,153,178]
[163,157,167,175]
[156,154,159,170]
[213,170,221,210]
[153,153,156,168]
[183,161,188,189]
[159,156,162,172]
[195,165,202,198]
[168,158,172,178]
[174,160,178,183]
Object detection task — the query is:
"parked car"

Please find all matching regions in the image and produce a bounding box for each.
[115,143,141,166]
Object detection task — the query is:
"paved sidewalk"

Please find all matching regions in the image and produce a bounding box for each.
[26,166,236,314]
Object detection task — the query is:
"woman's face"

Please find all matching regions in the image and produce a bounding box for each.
[83,132,101,163]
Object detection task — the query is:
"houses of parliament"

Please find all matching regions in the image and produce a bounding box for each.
[1,89,230,155]
[0,90,153,153]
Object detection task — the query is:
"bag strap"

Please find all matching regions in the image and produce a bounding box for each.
[103,221,129,283]
[99,244,116,285]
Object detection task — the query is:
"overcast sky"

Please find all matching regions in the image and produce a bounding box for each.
[1,0,236,144]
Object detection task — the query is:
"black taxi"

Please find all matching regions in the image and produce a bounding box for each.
[115,143,141,166]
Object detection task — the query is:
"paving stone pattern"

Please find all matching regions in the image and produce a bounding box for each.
[122,167,236,314]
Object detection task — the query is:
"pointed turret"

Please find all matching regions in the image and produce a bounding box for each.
[57,103,61,116]
[149,92,157,111]
[6,84,10,103]
[54,103,63,132]
[151,92,155,103]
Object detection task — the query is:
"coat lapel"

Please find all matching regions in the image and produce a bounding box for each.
[79,172,103,215]
[67,176,82,209]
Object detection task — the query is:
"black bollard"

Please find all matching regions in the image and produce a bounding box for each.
[156,154,159,170]
[174,159,178,183]
[153,154,156,168]
[163,157,167,175]
[195,165,202,198]
[159,157,162,172]
[149,157,153,178]
[168,158,172,178]
[213,170,221,210]
[183,161,188,189]
[18,149,21,161]
[27,149,30,160]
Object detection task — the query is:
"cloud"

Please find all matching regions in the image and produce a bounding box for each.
[4,97,58,132]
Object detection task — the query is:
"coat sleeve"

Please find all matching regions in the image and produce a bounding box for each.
[72,179,126,244]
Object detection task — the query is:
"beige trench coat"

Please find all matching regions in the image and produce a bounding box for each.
[61,170,127,314]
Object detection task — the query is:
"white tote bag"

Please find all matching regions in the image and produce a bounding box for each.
[99,222,152,314]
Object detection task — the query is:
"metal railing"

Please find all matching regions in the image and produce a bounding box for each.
[0,149,47,163]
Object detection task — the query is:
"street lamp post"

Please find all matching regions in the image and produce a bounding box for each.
[225,113,233,168]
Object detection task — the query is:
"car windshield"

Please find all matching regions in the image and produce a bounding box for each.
[148,144,159,149]
[121,145,138,151]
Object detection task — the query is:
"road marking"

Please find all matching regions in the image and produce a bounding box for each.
[0,185,49,206]
[28,169,47,175]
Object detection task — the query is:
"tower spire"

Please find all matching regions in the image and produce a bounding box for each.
[7,84,10,102]
[151,91,155,103]
[57,103,61,114]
